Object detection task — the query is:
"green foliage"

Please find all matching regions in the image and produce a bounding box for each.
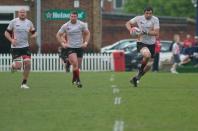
[124,0,196,18]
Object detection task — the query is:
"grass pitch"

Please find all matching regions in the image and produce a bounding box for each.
[0,72,198,131]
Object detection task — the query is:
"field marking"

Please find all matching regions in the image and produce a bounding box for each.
[113,120,124,131]
[113,88,120,94]
[114,97,121,105]
[110,74,124,131]
[111,85,117,88]
[110,74,115,82]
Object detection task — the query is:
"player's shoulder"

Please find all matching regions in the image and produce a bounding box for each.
[152,16,159,21]
[25,18,31,22]
[77,20,86,25]
[63,21,70,26]
[77,20,87,29]
[133,15,144,21]
[136,15,144,19]
[60,21,70,29]
[138,15,144,18]
[25,19,33,24]
[130,15,142,23]
[10,18,19,23]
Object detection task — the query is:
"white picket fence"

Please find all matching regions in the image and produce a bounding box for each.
[0,53,114,72]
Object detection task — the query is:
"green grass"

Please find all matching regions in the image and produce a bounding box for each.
[0,72,198,131]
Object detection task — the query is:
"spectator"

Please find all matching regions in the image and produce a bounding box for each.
[193,36,198,47]
[183,34,193,48]
[152,37,161,72]
[170,34,181,74]
[179,35,196,65]
[192,36,198,66]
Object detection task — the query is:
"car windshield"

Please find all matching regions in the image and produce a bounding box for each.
[123,42,137,52]
[161,41,172,52]
[111,40,135,50]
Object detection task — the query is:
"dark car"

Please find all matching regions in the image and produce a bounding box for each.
[122,43,142,71]
[101,39,142,71]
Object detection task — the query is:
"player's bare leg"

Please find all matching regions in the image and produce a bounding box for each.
[131,47,152,87]
[21,58,31,89]
[11,57,22,73]
[69,53,82,88]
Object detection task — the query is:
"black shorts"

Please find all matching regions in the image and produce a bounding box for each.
[61,48,84,58]
[137,42,155,58]
[11,47,31,59]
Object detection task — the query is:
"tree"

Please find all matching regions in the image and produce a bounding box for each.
[124,0,196,18]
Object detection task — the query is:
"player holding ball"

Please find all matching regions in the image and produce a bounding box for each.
[125,6,160,87]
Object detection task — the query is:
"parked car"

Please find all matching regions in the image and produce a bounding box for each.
[159,40,173,70]
[101,39,173,71]
[101,39,136,53]
[101,39,141,71]
[160,40,172,61]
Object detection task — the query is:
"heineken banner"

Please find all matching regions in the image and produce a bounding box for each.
[44,9,86,20]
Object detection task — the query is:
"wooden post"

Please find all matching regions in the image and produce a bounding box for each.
[92,0,102,52]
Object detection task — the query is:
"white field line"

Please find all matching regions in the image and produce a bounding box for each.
[109,75,124,131]
[113,88,120,94]
[113,120,124,131]
[111,85,117,88]
[114,97,121,105]
[110,74,115,82]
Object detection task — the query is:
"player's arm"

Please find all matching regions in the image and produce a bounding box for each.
[56,31,64,45]
[29,26,37,38]
[56,31,68,48]
[82,29,90,48]
[125,19,136,35]
[62,33,67,43]
[4,29,13,43]
[125,21,133,34]
[5,20,17,46]
[4,29,16,46]
[147,28,159,36]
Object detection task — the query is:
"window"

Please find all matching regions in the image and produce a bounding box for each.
[114,0,125,9]
[0,13,14,21]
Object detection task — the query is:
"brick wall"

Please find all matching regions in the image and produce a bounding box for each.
[102,0,113,12]
[41,0,96,53]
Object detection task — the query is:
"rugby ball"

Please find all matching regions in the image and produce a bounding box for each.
[131,27,141,37]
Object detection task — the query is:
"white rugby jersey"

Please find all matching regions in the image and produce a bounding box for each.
[130,15,160,45]
[58,20,88,48]
[7,18,34,48]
